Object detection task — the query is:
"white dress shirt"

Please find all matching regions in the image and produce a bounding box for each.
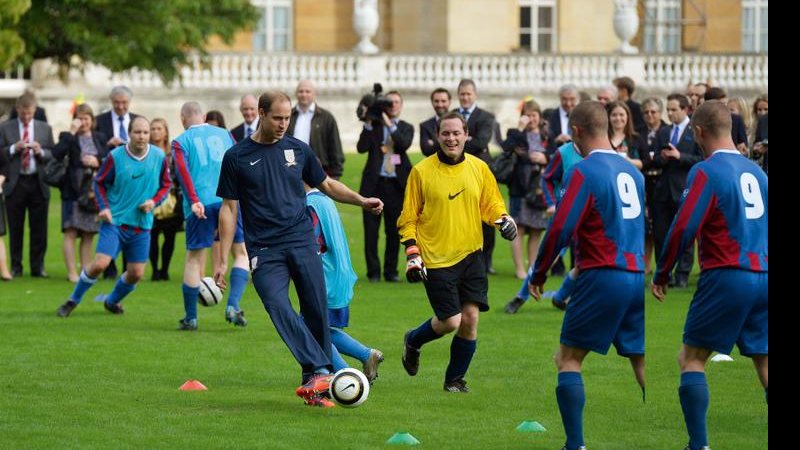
[292,103,316,145]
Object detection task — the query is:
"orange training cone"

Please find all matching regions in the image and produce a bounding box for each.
[179,380,208,391]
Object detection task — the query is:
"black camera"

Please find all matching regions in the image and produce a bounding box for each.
[357,83,393,124]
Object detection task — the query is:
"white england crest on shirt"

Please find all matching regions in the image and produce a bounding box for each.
[284,149,297,167]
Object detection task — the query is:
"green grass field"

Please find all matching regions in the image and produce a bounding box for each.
[0,152,767,449]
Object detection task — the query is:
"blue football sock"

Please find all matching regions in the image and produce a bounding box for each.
[330,327,372,362]
[554,270,577,303]
[765,387,768,404]
[515,266,534,301]
[226,267,248,310]
[330,344,348,372]
[556,371,585,450]
[407,318,444,349]
[69,270,97,304]
[444,335,477,382]
[679,371,709,450]
[182,283,200,321]
[105,273,136,305]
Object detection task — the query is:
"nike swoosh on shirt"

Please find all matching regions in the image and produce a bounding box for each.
[250,159,262,166]
[448,189,465,200]
[131,173,144,179]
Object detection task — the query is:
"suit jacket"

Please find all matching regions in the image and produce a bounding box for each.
[652,123,704,203]
[95,111,140,148]
[230,121,260,143]
[456,107,494,166]
[0,118,55,198]
[287,105,345,178]
[419,116,440,156]
[626,99,646,133]
[53,131,109,200]
[9,106,48,123]
[546,108,567,155]
[731,113,748,146]
[356,120,414,197]
[754,113,768,174]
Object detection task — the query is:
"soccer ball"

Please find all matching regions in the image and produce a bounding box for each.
[198,276,222,307]
[329,368,370,408]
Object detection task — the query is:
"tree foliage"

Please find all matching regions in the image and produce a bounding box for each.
[0,0,31,70]
[12,0,257,82]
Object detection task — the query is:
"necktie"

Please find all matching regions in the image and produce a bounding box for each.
[119,116,128,142]
[565,112,571,136]
[670,125,680,146]
[461,109,470,122]
[245,125,253,138]
[21,124,31,171]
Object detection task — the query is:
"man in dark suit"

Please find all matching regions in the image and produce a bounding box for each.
[94,85,140,279]
[357,90,414,282]
[455,79,497,274]
[702,87,749,156]
[419,87,451,156]
[613,76,645,132]
[287,80,345,179]
[0,93,54,278]
[230,94,259,143]
[652,93,704,288]
[753,113,768,174]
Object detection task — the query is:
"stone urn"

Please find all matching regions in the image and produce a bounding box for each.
[613,0,639,54]
[353,0,380,54]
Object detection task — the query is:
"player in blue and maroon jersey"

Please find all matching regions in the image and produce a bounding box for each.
[529,102,645,450]
[652,101,768,450]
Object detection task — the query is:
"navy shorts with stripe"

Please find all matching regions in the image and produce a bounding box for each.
[684,268,768,356]
[561,268,644,356]
[185,202,244,250]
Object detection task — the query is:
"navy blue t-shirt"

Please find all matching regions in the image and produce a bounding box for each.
[217,135,327,252]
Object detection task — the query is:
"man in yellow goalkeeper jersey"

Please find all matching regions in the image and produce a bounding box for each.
[398,111,517,392]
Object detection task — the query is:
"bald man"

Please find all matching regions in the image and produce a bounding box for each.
[231,94,260,143]
[287,80,345,178]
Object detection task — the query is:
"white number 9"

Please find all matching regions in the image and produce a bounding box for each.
[617,172,641,219]
[740,172,764,219]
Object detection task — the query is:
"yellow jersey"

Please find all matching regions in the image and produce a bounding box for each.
[398,153,507,268]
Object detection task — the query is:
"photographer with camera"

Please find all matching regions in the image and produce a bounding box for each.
[357,87,414,283]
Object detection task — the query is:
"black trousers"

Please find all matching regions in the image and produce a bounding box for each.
[363,177,403,280]
[653,198,694,281]
[5,175,49,274]
[482,223,496,272]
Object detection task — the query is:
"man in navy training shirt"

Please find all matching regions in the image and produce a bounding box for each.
[529,101,646,450]
[214,91,383,408]
[652,100,768,450]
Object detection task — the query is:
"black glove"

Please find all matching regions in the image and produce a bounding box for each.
[495,216,518,241]
[405,245,427,283]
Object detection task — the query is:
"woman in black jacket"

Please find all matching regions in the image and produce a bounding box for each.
[53,103,108,282]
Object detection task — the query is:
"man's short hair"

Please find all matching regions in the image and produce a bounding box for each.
[559,84,579,96]
[704,86,727,101]
[437,111,468,134]
[258,91,291,113]
[180,101,204,118]
[641,97,663,111]
[16,93,36,109]
[430,87,451,101]
[613,76,635,95]
[569,101,609,138]
[691,100,732,139]
[386,90,402,101]
[129,115,150,133]
[457,78,476,92]
[667,93,690,110]
[110,85,133,99]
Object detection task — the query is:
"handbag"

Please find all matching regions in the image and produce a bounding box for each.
[43,158,67,188]
[153,191,179,220]
[77,168,99,213]
[524,164,548,210]
[491,150,517,185]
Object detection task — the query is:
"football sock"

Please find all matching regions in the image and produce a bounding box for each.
[679,371,709,450]
[182,283,199,321]
[556,371,585,450]
[407,318,444,349]
[330,344,348,372]
[444,335,476,382]
[69,269,97,303]
[330,327,371,362]
[106,273,136,304]
[554,269,577,303]
[514,265,535,301]
[226,267,248,310]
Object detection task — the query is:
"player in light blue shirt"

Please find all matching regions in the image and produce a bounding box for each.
[172,102,249,330]
[57,117,170,317]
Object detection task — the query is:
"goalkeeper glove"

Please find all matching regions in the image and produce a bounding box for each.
[495,215,518,241]
[405,245,427,283]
